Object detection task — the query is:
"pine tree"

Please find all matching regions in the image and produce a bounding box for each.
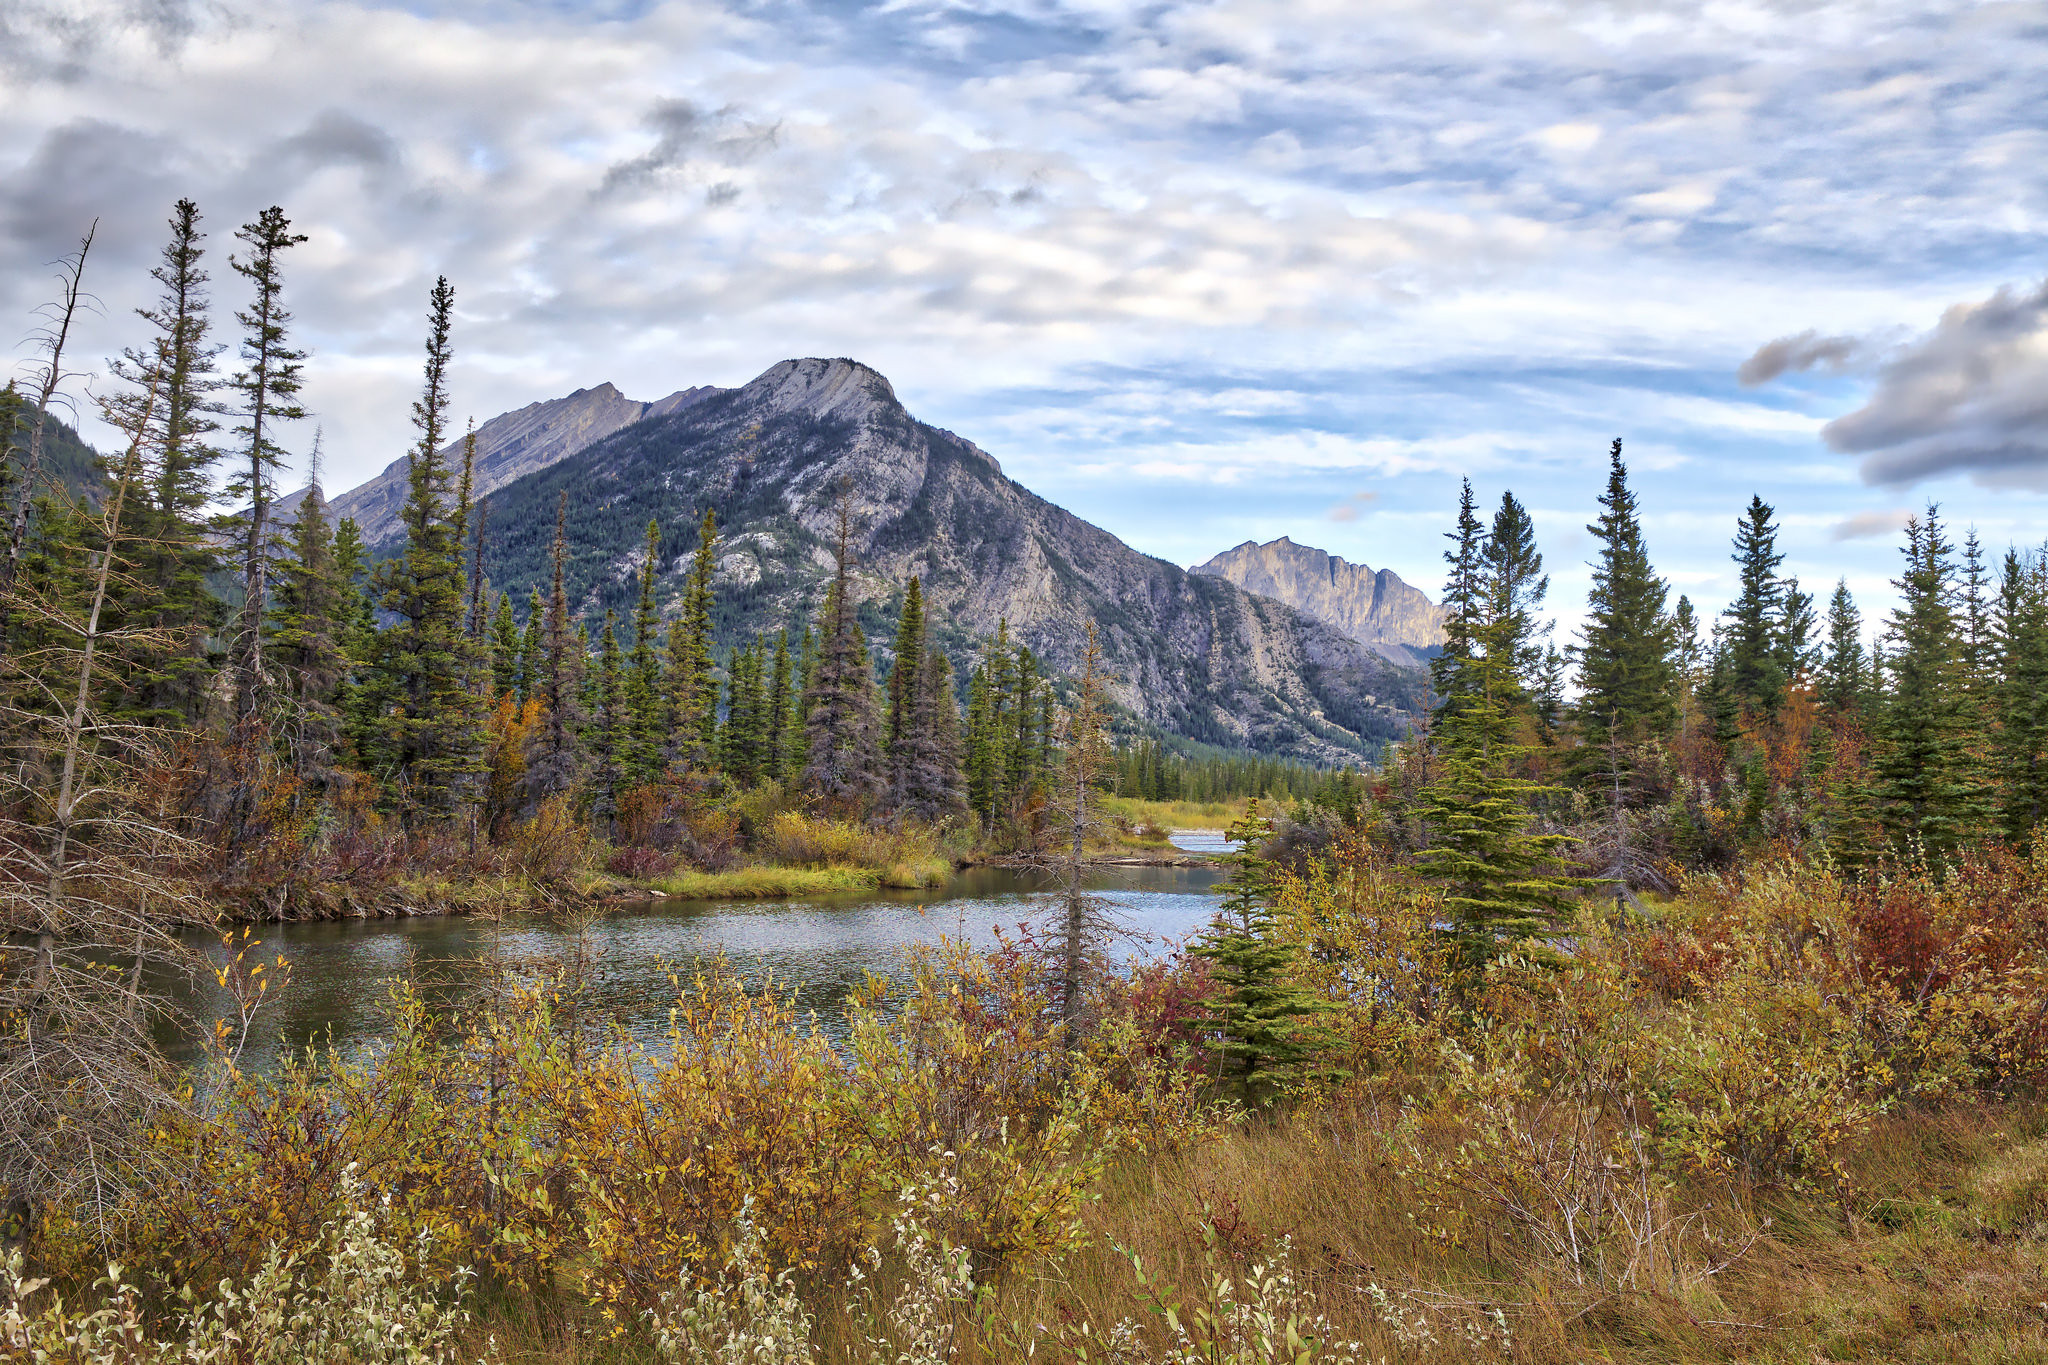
[1723,494,1787,721]
[1414,690,1584,969]
[265,480,343,785]
[1432,478,1487,719]
[1993,546,2048,853]
[898,646,967,822]
[518,589,543,706]
[720,640,767,786]
[765,630,793,783]
[1777,576,1818,689]
[225,206,309,723]
[110,199,228,728]
[1818,580,1866,717]
[1670,595,1705,741]
[365,278,484,824]
[800,500,883,811]
[332,516,382,767]
[1575,440,1674,749]
[590,610,627,832]
[527,491,585,804]
[664,509,718,769]
[885,576,927,792]
[1479,489,1548,705]
[625,518,664,786]
[965,664,996,823]
[490,592,520,700]
[1006,642,1041,802]
[1190,805,1340,1102]
[1961,528,1993,683]
[1875,506,1989,861]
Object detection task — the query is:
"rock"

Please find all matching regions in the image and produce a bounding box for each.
[1193,536,1446,666]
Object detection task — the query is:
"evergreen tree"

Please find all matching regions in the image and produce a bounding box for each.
[1414,690,1584,969]
[1479,489,1548,705]
[720,640,768,786]
[800,501,883,811]
[332,516,382,767]
[527,491,584,803]
[765,630,793,782]
[885,576,927,783]
[1189,805,1340,1102]
[225,206,309,722]
[965,663,996,823]
[1432,479,1487,719]
[1723,494,1787,720]
[490,592,521,700]
[367,278,483,825]
[265,480,343,784]
[1876,506,1989,861]
[1006,642,1042,801]
[111,199,227,728]
[589,610,627,831]
[1670,595,1704,740]
[897,646,967,822]
[1777,576,1818,688]
[1961,528,1994,684]
[664,509,718,768]
[518,589,543,706]
[625,518,664,785]
[1818,580,1867,717]
[1575,440,1673,748]
[1993,546,2048,853]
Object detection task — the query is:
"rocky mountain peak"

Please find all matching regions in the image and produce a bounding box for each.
[1193,536,1445,665]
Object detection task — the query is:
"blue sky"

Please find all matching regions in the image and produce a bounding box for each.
[3,0,2045,641]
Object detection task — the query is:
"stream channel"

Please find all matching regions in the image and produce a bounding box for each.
[166,841,1229,1068]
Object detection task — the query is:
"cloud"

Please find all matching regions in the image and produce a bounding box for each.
[1820,279,2048,487]
[1326,489,1377,521]
[1829,508,1911,542]
[1739,330,1866,385]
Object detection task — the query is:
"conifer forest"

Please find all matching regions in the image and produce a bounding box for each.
[7,201,2048,1364]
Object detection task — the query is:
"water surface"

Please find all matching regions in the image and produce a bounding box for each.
[170,863,1223,1067]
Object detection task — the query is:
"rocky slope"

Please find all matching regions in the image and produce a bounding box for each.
[388,359,1424,762]
[278,382,719,545]
[1194,537,1445,667]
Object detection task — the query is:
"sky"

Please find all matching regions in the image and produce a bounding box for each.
[3,0,2045,641]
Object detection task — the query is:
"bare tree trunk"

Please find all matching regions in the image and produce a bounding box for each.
[1,223,95,594]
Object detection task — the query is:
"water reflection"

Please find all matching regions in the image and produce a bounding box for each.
[167,863,1223,1068]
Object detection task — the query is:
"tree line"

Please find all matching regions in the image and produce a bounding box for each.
[1400,436,2048,961]
[1,201,1109,862]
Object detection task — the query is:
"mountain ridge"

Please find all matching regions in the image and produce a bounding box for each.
[435,358,1425,762]
[1193,536,1446,667]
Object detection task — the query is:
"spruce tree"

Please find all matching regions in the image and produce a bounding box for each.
[1479,489,1548,705]
[1777,576,1818,689]
[1189,805,1340,1102]
[1818,580,1866,718]
[332,516,382,767]
[369,278,483,825]
[590,610,627,831]
[898,647,967,822]
[885,576,927,785]
[800,501,883,811]
[265,480,343,784]
[664,509,718,768]
[1993,546,2048,853]
[518,589,544,706]
[965,663,996,823]
[1575,440,1673,749]
[490,592,520,700]
[111,198,227,728]
[1723,494,1787,720]
[720,640,766,786]
[1876,506,1989,862]
[527,491,585,804]
[1432,479,1487,719]
[765,630,793,783]
[1671,595,1704,741]
[625,517,664,785]
[225,206,309,722]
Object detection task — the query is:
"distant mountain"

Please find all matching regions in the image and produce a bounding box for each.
[431,358,1424,762]
[1193,537,1445,667]
[277,382,720,545]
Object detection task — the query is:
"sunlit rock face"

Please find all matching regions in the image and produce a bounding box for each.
[1194,537,1446,670]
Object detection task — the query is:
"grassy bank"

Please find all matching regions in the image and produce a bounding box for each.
[1100,793,1246,831]
[639,856,953,901]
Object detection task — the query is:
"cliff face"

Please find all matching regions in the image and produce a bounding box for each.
[454,358,1426,762]
[1193,537,1445,667]
[277,382,719,545]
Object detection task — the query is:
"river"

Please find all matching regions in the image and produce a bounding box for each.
[166,851,1227,1068]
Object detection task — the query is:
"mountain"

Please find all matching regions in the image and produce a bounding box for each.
[277,382,720,544]
[1193,537,1446,668]
[443,358,1425,762]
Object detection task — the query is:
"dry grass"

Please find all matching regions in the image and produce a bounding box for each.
[1100,794,1248,831]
